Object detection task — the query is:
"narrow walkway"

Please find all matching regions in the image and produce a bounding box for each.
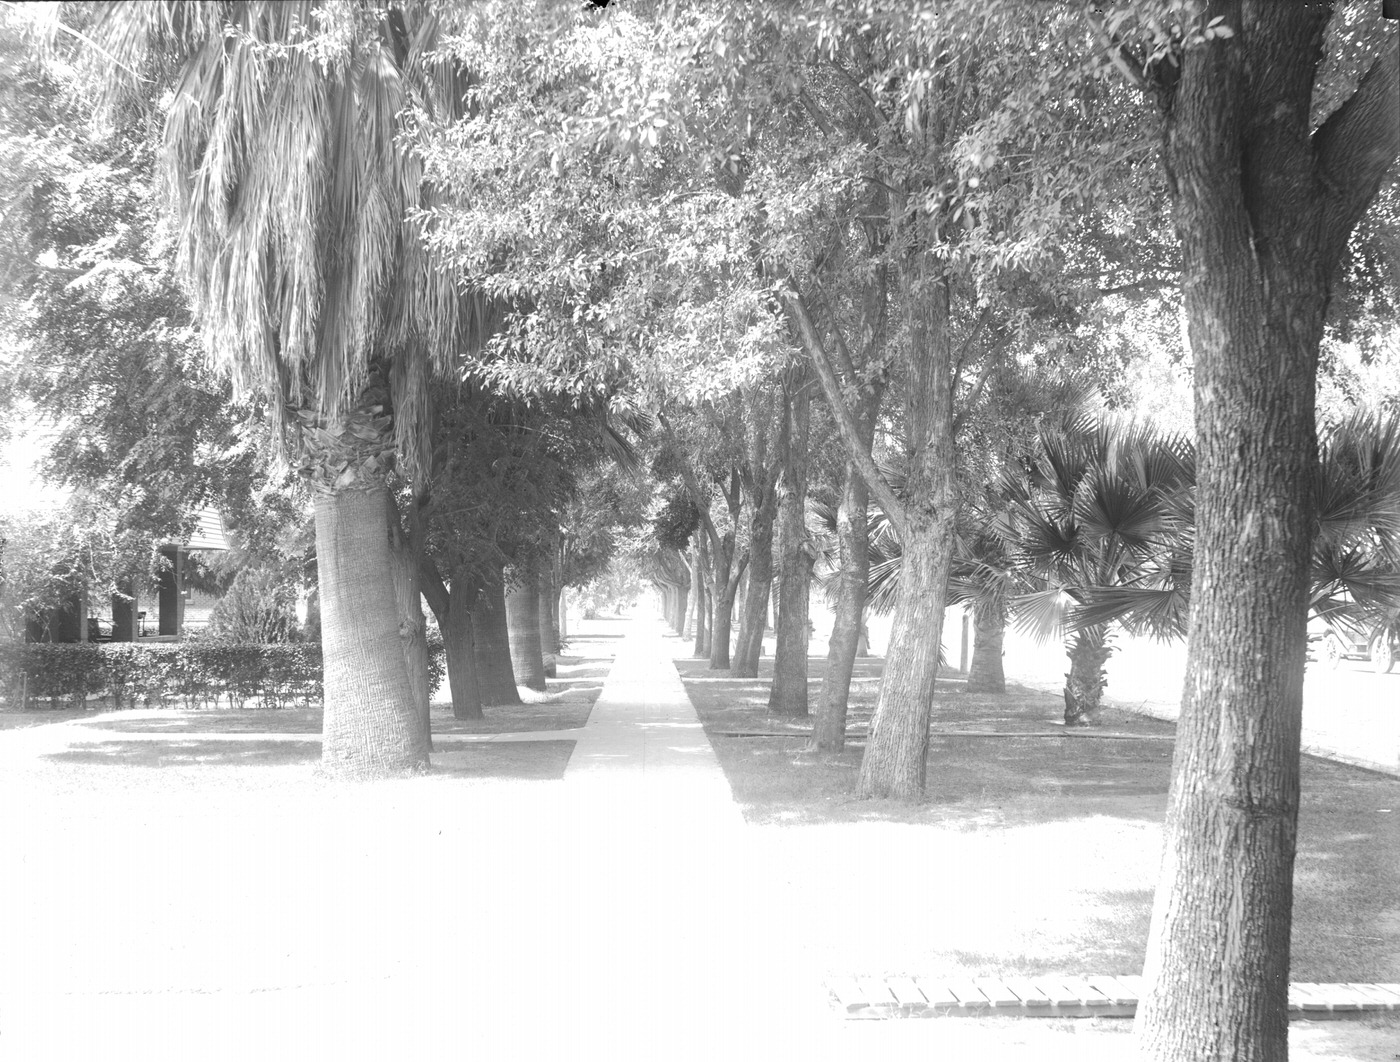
[564,617,746,830]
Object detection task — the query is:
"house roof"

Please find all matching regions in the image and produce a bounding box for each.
[163,509,231,552]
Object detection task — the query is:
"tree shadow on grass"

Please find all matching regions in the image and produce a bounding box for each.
[1292,755,1400,981]
[938,885,1153,977]
[430,740,576,780]
[79,710,323,735]
[44,739,320,768]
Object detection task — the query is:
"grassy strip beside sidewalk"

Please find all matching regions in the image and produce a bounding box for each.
[676,652,1400,987]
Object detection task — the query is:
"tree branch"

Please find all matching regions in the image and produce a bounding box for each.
[823,58,886,146]
[952,331,1013,435]
[419,556,448,618]
[1087,11,1150,94]
[780,282,909,542]
[1313,39,1400,274]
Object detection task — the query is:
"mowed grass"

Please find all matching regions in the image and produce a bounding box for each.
[676,650,1400,986]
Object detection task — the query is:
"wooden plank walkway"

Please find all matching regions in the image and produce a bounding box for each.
[828,977,1400,1020]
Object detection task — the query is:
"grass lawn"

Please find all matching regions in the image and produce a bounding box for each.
[677,651,1400,988]
[0,631,619,787]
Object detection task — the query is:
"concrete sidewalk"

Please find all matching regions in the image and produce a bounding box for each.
[565,618,746,830]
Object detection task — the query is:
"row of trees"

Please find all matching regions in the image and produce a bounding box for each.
[1,1,1396,1056]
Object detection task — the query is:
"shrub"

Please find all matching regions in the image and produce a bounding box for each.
[205,569,301,644]
[0,636,446,711]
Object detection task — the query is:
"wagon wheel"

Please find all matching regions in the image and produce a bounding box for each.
[1371,632,1395,675]
[1323,636,1345,669]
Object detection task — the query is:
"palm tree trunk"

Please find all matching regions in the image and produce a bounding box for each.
[315,486,429,778]
[966,598,1007,694]
[769,371,812,716]
[505,565,547,692]
[472,570,521,705]
[1063,625,1111,727]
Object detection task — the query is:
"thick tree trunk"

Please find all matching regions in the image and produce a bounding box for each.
[537,559,558,677]
[1062,626,1110,727]
[441,606,484,720]
[314,486,428,778]
[389,532,431,751]
[692,535,710,658]
[709,532,739,669]
[733,495,776,677]
[856,274,957,800]
[965,598,1007,694]
[472,571,521,705]
[1134,10,1399,1059]
[421,560,483,720]
[769,373,812,716]
[505,565,547,692]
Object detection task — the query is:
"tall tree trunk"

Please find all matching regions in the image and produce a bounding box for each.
[422,560,484,721]
[709,532,740,669]
[538,558,558,677]
[1134,9,1399,1059]
[964,598,1007,694]
[389,528,431,751]
[814,473,868,750]
[814,385,883,752]
[692,534,710,658]
[769,370,813,716]
[1062,625,1111,727]
[442,607,483,720]
[733,492,776,677]
[856,274,957,800]
[674,582,688,634]
[472,570,521,705]
[315,486,429,778]
[505,564,547,692]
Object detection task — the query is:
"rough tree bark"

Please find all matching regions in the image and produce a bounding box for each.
[768,366,814,716]
[472,567,521,706]
[964,597,1007,695]
[505,563,547,692]
[1129,6,1400,1059]
[1063,625,1111,727]
[789,264,957,799]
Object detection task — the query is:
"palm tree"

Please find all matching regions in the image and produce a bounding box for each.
[1299,409,1400,671]
[97,1,496,776]
[997,421,1195,726]
[1019,409,1400,714]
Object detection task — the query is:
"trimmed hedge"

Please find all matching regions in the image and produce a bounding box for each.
[0,633,446,711]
